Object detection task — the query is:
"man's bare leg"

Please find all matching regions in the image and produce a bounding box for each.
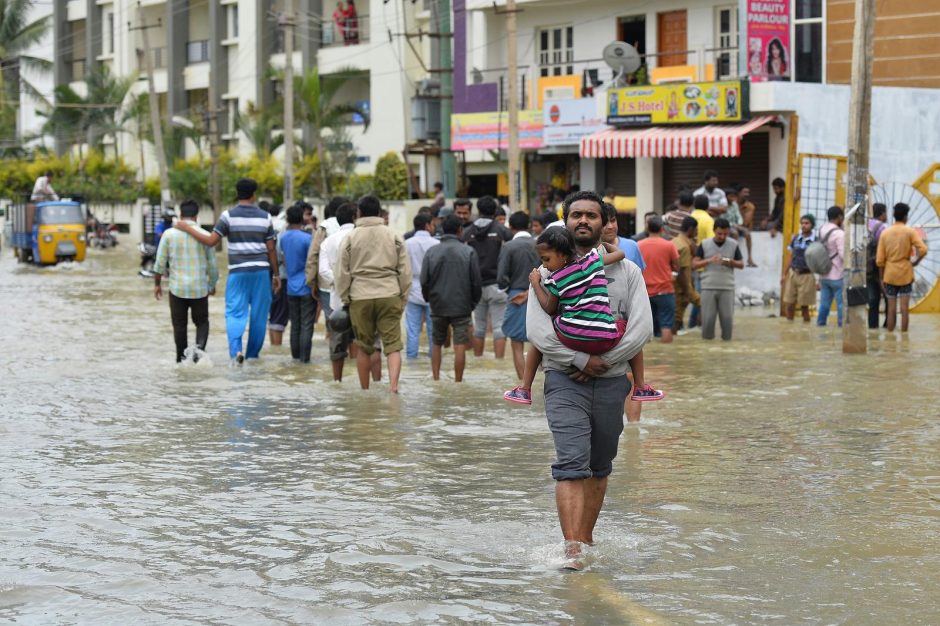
[556,480,586,550]
[387,351,402,393]
[900,295,911,332]
[625,373,641,423]
[331,358,344,382]
[801,306,810,322]
[580,476,608,545]
[370,350,382,381]
[431,344,443,380]
[784,302,795,321]
[493,337,506,359]
[886,298,897,332]
[356,348,372,389]
[660,328,673,344]
[269,329,283,345]
[510,340,525,379]
[454,344,467,382]
[472,336,485,357]
[745,232,757,267]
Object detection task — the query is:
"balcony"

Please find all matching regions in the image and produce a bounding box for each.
[321,11,369,47]
[186,40,209,64]
[473,46,740,112]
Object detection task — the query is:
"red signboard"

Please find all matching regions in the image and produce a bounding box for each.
[746,0,791,82]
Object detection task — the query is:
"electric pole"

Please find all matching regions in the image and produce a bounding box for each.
[281,2,296,206]
[438,0,457,198]
[505,0,521,212]
[132,3,171,206]
[843,0,876,354]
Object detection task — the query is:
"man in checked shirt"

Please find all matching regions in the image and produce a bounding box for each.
[153,199,219,363]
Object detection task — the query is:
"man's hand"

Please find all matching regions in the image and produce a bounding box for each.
[154,283,162,301]
[175,220,193,234]
[208,288,216,297]
[510,291,528,305]
[272,275,282,295]
[569,355,610,382]
[710,254,722,265]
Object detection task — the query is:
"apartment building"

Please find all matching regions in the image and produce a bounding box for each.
[51,0,425,181]
[449,0,940,225]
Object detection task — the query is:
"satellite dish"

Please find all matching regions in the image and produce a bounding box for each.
[603,41,641,87]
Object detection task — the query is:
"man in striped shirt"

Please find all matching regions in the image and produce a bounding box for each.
[176,178,281,363]
[153,199,219,362]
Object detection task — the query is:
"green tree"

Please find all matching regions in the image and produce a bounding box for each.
[0,0,52,147]
[236,101,284,159]
[373,151,408,201]
[294,68,369,196]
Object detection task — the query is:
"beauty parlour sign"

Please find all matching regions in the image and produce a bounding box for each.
[746,0,791,82]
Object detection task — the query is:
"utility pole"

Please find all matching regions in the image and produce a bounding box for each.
[280,2,296,206]
[843,0,876,354]
[505,0,521,212]
[132,3,171,206]
[438,0,457,198]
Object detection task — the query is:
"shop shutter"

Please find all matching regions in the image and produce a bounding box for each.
[604,158,637,196]
[661,132,771,221]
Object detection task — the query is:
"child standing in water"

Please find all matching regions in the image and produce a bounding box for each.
[504,227,663,404]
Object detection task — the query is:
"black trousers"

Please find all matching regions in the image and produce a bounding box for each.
[288,294,317,362]
[866,273,887,329]
[169,293,209,362]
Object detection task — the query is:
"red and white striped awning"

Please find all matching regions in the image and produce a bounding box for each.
[580,115,776,159]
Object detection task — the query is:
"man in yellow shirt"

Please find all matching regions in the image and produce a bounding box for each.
[876,203,927,332]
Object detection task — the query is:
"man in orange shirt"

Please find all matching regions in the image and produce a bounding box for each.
[876,203,927,332]
[637,215,680,343]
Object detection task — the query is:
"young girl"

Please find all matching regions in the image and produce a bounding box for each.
[503,227,663,404]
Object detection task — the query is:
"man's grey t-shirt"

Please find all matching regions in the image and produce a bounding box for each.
[213,205,275,272]
[526,245,653,378]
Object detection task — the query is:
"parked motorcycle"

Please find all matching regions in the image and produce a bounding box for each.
[138,242,157,277]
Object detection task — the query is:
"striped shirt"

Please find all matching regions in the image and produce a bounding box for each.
[213,204,275,272]
[543,249,620,342]
[153,221,219,299]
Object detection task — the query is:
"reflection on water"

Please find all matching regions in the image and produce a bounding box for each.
[1,244,939,624]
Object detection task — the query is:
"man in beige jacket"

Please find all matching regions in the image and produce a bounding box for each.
[334,195,412,393]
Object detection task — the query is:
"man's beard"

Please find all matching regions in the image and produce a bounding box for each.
[573,226,601,248]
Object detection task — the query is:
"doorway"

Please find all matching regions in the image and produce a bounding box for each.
[657,10,687,67]
[618,15,646,58]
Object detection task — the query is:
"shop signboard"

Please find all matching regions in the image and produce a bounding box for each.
[606,81,748,126]
[745,0,791,82]
[451,111,544,151]
[542,99,608,146]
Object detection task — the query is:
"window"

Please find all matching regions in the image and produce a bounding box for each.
[186,40,209,64]
[538,26,573,77]
[226,4,238,39]
[793,0,824,83]
[714,6,737,79]
[106,12,115,55]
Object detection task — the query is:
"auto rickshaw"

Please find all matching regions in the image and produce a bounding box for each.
[10,200,88,265]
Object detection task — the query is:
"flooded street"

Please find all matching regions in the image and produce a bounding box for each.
[1,243,938,625]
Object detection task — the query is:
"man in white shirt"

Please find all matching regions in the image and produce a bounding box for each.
[404,212,439,358]
[31,172,59,202]
[318,202,357,382]
[693,169,728,215]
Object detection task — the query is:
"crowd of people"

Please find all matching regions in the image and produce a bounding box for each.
[149,176,928,570]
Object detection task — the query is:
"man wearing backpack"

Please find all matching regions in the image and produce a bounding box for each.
[781,214,817,323]
[866,203,888,329]
[816,206,845,327]
[462,195,512,358]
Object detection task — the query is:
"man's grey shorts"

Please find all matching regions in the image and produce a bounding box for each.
[473,284,508,339]
[543,370,630,481]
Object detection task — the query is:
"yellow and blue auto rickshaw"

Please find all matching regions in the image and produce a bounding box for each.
[10,201,87,265]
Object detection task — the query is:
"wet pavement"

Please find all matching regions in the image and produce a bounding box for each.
[1,243,938,624]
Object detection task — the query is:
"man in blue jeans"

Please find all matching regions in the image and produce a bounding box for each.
[404,212,439,358]
[176,178,280,363]
[817,205,844,327]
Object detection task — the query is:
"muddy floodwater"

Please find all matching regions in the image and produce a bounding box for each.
[1,244,938,625]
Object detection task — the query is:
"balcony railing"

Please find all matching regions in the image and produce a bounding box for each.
[475,46,740,111]
[186,40,209,64]
[321,11,369,47]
